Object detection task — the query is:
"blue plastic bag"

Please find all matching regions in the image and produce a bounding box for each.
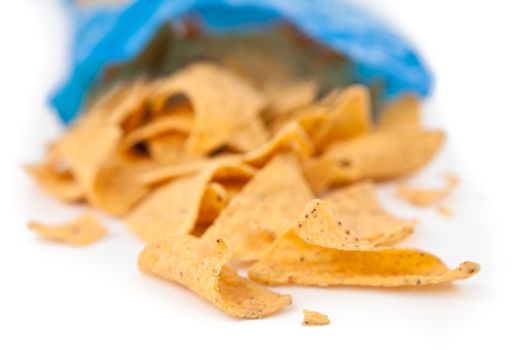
[53,0,432,124]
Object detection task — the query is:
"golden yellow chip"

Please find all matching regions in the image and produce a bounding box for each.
[138,157,205,185]
[377,94,421,131]
[25,160,83,203]
[56,111,122,202]
[249,230,480,287]
[138,156,253,186]
[202,154,314,261]
[263,79,319,117]
[198,182,229,225]
[53,81,154,205]
[126,160,256,243]
[303,309,330,326]
[147,133,188,164]
[227,114,270,153]
[322,182,415,245]
[139,235,292,319]
[243,122,315,167]
[91,154,158,216]
[150,63,268,155]
[306,85,372,152]
[397,175,459,207]
[119,116,192,151]
[28,214,106,246]
[305,128,445,193]
[438,206,454,217]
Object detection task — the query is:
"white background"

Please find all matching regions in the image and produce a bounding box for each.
[0,1,524,349]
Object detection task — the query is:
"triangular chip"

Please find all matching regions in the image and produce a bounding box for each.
[90,153,158,216]
[126,160,255,243]
[28,214,106,246]
[150,63,268,155]
[139,235,291,319]
[202,154,314,260]
[305,128,445,193]
[243,122,315,167]
[306,85,372,151]
[322,182,415,245]
[249,230,480,287]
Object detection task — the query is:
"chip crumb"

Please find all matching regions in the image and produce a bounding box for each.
[397,174,459,207]
[437,206,454,217]
[303,309,330,326]
[28,214,106,246]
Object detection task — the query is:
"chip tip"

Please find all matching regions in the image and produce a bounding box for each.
[459,261,481,276]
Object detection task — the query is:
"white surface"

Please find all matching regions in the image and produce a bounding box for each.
[0,1,524,349]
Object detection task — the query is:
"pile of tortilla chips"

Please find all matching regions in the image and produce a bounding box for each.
[27,62,479,321]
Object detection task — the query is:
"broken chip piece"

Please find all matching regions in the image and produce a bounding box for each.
[303,309,330,326]
[397,175,459,207]
[28,214,106,246]
[139,235,291,319]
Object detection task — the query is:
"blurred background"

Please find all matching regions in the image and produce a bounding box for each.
[0,1,524,349]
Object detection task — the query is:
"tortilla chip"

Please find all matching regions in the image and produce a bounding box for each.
[119,116,192,151]
[243,122,315,167]
[150,63,268,155]
[377,95,421,131]
[139,156,252,186]
[139,235,291,319]
[305,129,445,193]
[264,79,319,117]
[198,182,229,225]
[303,309,330,326]
[25,160,83,203]
[306,85,372,151]
[147,133,188,164]
[126,160,255,243]
[28,214,106,246]
[202,154,314,260]
[397,175,459,207]
[249,230,480,287]
[90,153,158,216]
[322,182,415,245]
[227,115,270,153]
